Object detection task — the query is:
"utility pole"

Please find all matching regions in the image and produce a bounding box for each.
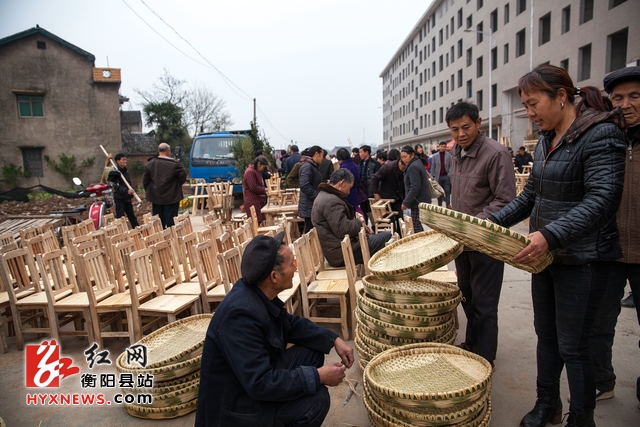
[253,98,257,126]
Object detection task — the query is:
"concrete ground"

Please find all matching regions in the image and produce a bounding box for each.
[0,217,638,426]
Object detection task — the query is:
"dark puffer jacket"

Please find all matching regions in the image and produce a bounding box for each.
[490,108,626,265]
[298,158,321,218]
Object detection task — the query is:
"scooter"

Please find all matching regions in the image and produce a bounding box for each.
[72,177,114,229]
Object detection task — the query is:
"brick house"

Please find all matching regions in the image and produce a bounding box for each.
[0,25,122,190]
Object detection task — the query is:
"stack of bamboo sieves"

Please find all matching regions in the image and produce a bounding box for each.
[116,314,212,419]
[355,230,463,372]
[363,343,493,427]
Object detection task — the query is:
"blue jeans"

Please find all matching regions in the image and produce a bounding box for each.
[591,262,640,392]
[532,262,609,413]
[275,346,330,427]
[455,250,504,362]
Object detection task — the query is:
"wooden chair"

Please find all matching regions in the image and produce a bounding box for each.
[175,212,194,234]
[128,228,146,250]
[19,227,38,244]
[143,232,164,247]
[123,248,200,342]
[151,241,202,301]
[250,205,284,236]
[37,248,98,346]
[178,232,200,282]
[307,228,348,279]
[0,248,42,350]
[148,216,163,234]
[340,234,361,336]
[193,241,227,313]
[202,211,218,226]
[137,223,154,239]
[60,224,79,248]
[77,218,96,235]
[215,231,235,254]
[218,246,242,294]
[370,199,397,234]
[403,214,414,236]
[232,222,254,248]
[41,229,60,251]
[0,232,16,247]
[112,240,137,292]
[189,182,210,216]
[293,235,351,340]
[102,213,115,226]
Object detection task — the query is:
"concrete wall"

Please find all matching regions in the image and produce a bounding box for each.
[0,32,121,191]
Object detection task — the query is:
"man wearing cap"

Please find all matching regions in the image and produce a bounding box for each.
[590,66,640,406]
[196,232,354,427]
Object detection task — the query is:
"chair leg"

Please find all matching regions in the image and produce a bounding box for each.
[82,308,96,346]
[46,305,61,343]
[339,295,349,341]
[10,304,25,351]
[0,308,8,354]
[126,307,138,344]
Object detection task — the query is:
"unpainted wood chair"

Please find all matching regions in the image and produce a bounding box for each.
[193,241,226,313]
[357,227,371,276]
[218,246,242,294]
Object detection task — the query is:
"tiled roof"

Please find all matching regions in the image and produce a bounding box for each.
[0,25,95,61]
[121,132,157,155]
[120,111,142,125]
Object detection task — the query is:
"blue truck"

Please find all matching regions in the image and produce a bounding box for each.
[189,130,251,194]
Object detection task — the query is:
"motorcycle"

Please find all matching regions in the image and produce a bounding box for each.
[72,177,114,229]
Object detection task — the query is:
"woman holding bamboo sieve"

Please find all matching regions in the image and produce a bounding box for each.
[488,64,626,427]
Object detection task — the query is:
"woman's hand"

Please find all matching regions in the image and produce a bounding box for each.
[513,231,549,265]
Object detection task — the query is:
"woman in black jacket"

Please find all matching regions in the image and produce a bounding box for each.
[489,65,626,427]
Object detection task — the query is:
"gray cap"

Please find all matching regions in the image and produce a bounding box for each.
[603,66,640,93]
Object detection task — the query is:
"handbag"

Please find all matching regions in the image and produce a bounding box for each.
[429,179,444,199]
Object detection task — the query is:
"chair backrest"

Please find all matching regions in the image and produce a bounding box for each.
[102,213,115,226]
[113,240,136,291]
[143,232,163,247]
[307,228,325,273]
[87,229,107,251]
[403,214,414,236]
[101,224,120,238]
[37,222,56,236]
[123,248,159,305]
[340,235,359,331]
[358,227,371,276]
[148,216,163,234]
[0,232,16,247]
[60,224,78,248]
[218,247,242,293]
[194,241,222,291]
[175,212,193,234]
[24,235,46,259]
[151,240,183,292]
[216,231,234,254]
[0,248,40,301]
[81,248,118,295]
[0,242,19,253]
[202,212,218,226]
[137,223,154,238]
[77,218,96,235]
[210,218,225,237]
[127,228,146,250]
[19,227,38,243]
[249,205,260,235]
[37,248,78,299]
[232,223,253,248]
[172,221,188,240]
[41,229,60,251]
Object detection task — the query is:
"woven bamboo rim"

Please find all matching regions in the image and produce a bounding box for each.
[356,308,454,340]
[356,317,456,347]
[127,378,200,408]
[151,371,200,391]
[370,379,491,426]
[358,288,456,324]
[124,398,197,419]
[119,314,212,370]
[0,417,5,427]
[365,382,490,427]
[363,275,461,304]
[418,203,553,274]
[361,287,462,317]
[368,230,463,280]
[355,334,377,363]
[364,344,493,409]
[116,351,202,382]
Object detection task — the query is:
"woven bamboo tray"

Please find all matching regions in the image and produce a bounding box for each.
[363,275,461,304]
[365,382,490,427]
[116,351,203,382]
[357,317,456,347]
[371,380,491,426]
[131,377,200,407]
[355,334,377,363]
[418,203,553,274]
[150,371,200,391]
[119,314,212,370]
[124,398,197,419]
[368,231,462,280]
[358,288,458,321]
[356,308,454,340]
[364,344,492,409]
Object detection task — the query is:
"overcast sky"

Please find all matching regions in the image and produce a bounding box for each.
[1,0,434,151]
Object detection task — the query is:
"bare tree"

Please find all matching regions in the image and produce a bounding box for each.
[183,81,233,137]
[134,68,187,106]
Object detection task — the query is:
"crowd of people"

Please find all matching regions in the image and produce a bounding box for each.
[197,65,640,427]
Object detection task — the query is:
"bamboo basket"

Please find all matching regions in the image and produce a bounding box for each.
[123,398,198,419]
[368,231,462,280]
[116,351,203,382]
[129,376,200,408]
[418,203,553,274]
[363,275,461,304]
[356,308,454,340]
[358,288,460,320]
[119,314,212,370]
[364,344,493,409]
[357,317,456,347]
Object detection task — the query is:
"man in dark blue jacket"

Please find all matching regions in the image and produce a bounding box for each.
[196,232,354,427]
[108,153,139,228]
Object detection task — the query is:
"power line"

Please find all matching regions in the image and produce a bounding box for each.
[257,105,289,141]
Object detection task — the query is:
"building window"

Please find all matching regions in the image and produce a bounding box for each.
[457,69,463,88]
[457,8,463,28]
[439,82,444,97]
[580,0,594,24]
[516,0,526,15]
[439,29,443,46]
[21,147,44,177]
[561,6,571,34]
[466,47,473,67]
[477,22,483,44]
[609,0,627,9]
[439,107,444,123]
[607,28,628,72]
[439,55,444,71]
[451,46,455,63]
[446,80,450,94]
[490,9,498,33]
[467,80,473,99]
[560,58,569,72]
[516,29,526,57]
[477,56,483,78]
[539,13,551,45]
[477,90,483,111]
[466,15,473,29]
[504,3,510,24]
[504,43,509,63]
[491,47,497,70]
[477,0,484,10]
[17,95,44,117]
[491,84,497,107]
[458,39,463,58]
[578,43,592,81]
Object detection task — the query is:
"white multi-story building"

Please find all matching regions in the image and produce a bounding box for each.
[380,0,640,152]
